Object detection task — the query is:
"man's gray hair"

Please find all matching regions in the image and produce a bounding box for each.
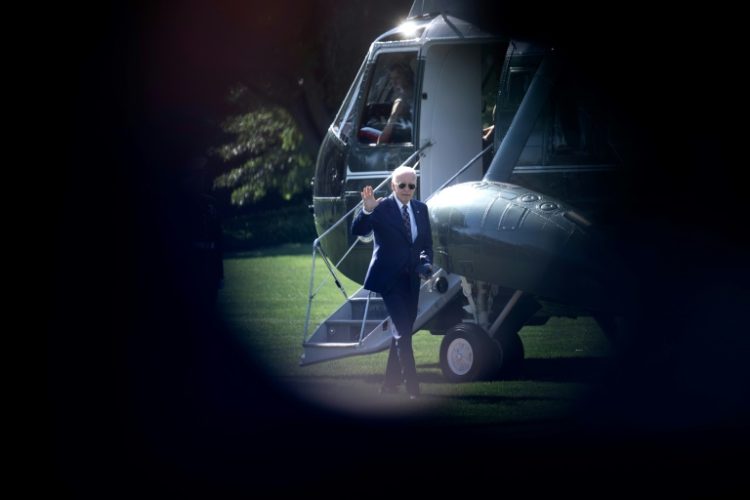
[391,165,417,181]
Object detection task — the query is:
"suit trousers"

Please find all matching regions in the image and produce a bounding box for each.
[381,270,421,395]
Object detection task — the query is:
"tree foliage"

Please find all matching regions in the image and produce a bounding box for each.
[208,0,410,208]
[213,90,312,206]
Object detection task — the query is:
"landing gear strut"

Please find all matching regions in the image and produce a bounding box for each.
[438,279,533,382]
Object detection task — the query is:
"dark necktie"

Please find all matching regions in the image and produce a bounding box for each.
[402,203,412,242]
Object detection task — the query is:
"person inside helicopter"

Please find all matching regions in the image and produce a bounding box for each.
[358,59,415,145]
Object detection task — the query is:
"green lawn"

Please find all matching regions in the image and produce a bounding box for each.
[218,243,613,426]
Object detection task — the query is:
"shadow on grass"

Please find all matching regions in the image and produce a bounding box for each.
[518,357,610,384]
[436,394,573,404]
[289,357,609,386]
[224,243,312,259]
[286,375,572,404]
[418,357,611,384]
[287,373,384,384]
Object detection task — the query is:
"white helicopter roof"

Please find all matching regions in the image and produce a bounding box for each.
[375,13,501,44]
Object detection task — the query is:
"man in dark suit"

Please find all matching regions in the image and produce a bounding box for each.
[352,166,433,399]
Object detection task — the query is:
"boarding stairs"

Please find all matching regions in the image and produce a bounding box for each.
[301,269,462,365]
[301,143,491,366]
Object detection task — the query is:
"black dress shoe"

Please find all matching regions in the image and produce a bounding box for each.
[379,385,399,394]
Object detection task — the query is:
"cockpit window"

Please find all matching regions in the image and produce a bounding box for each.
[357,52,417,146]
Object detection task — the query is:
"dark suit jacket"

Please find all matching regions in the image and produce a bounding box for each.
[352,193,433,294]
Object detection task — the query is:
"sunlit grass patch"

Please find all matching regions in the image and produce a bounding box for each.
[218,244,612,424]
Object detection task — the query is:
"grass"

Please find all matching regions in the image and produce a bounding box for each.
[217,243,613,426]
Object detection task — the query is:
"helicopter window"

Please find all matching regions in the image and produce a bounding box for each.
[543,67,617,166]
[493,66,537,152]
[357,52,417,146]
[507,69,533,106]
[481,44,505,126]
[332,59,366,141]
[481,43,509,169]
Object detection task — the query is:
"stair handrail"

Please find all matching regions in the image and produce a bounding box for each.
[313,142,431,244]
[303,143,430,344]
[303,141,492,345]
[349,144,494,345]
[423,143,492,203]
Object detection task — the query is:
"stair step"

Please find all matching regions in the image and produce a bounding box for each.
[303,341,361,348]
[302,268,464,366]
[326,319,384,325]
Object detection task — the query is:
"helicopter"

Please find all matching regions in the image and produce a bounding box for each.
[301,0,634,382]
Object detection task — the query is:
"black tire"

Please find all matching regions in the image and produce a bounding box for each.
[439,323,496,382]
[485,330,524,379]
[484,293,536,379]
[594,313,645,357]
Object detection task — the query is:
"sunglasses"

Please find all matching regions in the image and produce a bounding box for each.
[397,183,416,190]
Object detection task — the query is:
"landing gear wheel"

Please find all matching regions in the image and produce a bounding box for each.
[486,330,524,379]
[439,323,495,382]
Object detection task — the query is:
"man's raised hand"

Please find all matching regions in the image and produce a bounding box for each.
[361,185,382,212]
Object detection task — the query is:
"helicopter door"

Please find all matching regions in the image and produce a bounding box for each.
[418,44,483,199]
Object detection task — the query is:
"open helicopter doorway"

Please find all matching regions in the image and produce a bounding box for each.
[418,43,484,199]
